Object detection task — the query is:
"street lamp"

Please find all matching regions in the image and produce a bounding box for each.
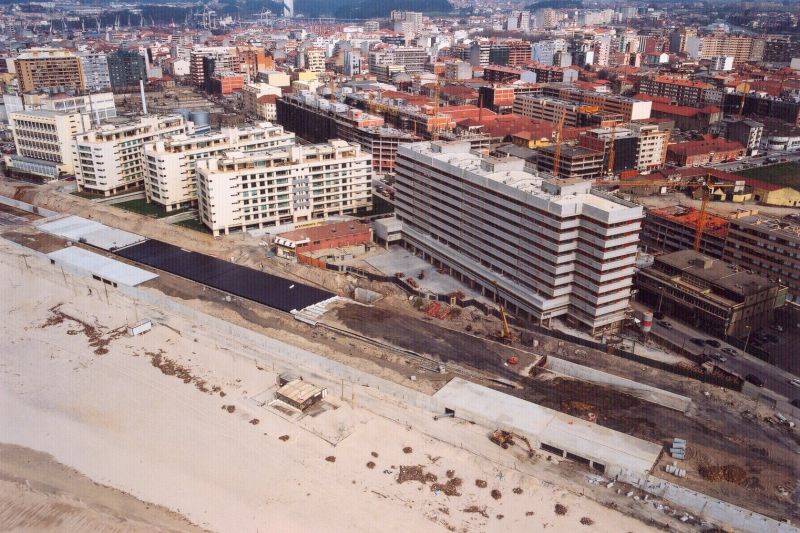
[657,285,665,314]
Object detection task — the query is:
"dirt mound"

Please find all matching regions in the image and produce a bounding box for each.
[403,446,413,454]
[490,489,501,500]
[698,464,748,484]
[555,503,567,515]
[221,405,235,413]
[278,435,290,441]
[397,465,436,484]
[475,479,487,488]
[249,419,259,425]
[371,451,379,458]
[325,456,336,463]
[580,517,594,525]
[366,461,376,469]
[463,506,488,518]
[513,487,523,494]
[431,477,462,497]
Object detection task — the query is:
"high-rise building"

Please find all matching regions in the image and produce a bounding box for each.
[14,48,85,93]
[189,47,236,87]
[696,34,755,65]
[395,141,643,334]
[107,50,147,90]
[144,122,295,212]
[304,48,326,73]
[77,52,111,92]
[74,115,190,196]
[628,123,669,171]
[196,140,373,236]
[7,110,91,181]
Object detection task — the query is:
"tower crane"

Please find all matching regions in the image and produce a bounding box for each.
[431,72,441,141]
[693,181,738,251]
[607,122,616,176]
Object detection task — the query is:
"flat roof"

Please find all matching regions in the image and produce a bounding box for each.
[434,378,662,476]
[48,246,158,286]
[656,250,777,295]
[277,379,325,404]
[733,213,800,241]
[37,215,146,251]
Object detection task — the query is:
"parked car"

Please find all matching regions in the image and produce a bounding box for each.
[705,339,721,348]
[659,320,672,329]
[745,374,764,387]
[691,338,705,346]
[789,378,800,389]
[722,347,737,356]
[653,311,665,320]
[791,399,800,408]
[711,352,727,363]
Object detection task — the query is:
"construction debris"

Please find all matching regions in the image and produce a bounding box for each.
[462,506,489,518]
[431,477,462,496]
[325,456,336,463]
[475,479,487,488]
[490,489,501,500]
[555,504,567,515]
[698,464,748,484]
[580,517,594,526]
[397,465,436,485]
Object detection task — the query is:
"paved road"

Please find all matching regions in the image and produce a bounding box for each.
[708,151,800,172]
[650,318,800,402]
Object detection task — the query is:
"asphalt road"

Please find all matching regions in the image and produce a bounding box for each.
[650,319,800,402]
[707,151,800,172]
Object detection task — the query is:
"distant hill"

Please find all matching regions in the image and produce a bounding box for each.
[296,0,453,19]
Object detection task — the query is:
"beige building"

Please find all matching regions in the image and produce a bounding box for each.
[242,82,281,118]
[15,48,85,93]
[628,123,669,171]
[144,122,295,212]
[304,48,326,73]
[698,35,755,65]
[74,115,189,196]
[7,110,91,181]
[196,139,372,236]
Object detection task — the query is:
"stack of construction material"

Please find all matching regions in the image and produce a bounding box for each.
[670,438,686,460]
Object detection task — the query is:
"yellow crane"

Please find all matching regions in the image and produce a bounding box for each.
[607,123,616,176]
[552,109,567,178]
[693,181,738,251]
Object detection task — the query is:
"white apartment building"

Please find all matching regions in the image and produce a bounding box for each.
[394,141,643,334]
[196,139,373,236]
[74,115,190,196]
[144,122,296,212]
[628,123,670,171]
[7,110,91,181]
[77,52,112,92]
[303,48,326,73]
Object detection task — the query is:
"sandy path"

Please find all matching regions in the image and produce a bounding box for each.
[0,240,662,533]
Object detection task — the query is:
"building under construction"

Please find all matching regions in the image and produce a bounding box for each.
[642,205,729,258]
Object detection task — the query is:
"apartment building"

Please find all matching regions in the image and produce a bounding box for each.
[628,123,669,171]
[352,126,418,174]
[578,126,639,174]
[543,85,652,122]
[723,213,800,302]
[196,140,373,236]
[697,34,755,64]
[635,76,712,106]
[144,122,295,212]
[189,47,236,87]
[487,40,533,67]
[303,48,326,73]
[445,60,472,81]
[74,115,189,197]
[277,92,383,144]
[15,48,85,93]
[394,141,643,334]
[641,205,728,258]
[7,110,91,181]
[77,52,111,92]
[107,50,147,90]
[513,95,582,126]
[242,82,281,117]
[636,250,786,337]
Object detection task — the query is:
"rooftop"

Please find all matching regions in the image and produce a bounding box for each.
[275,221,370,246]
[655,249,779,296]
[649,205,729,239]
[733,213,800,240]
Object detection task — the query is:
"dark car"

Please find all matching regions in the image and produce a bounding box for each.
[691,338,705,346]
[653,311,665,320]
[705,339,721,348]
[745,374,764,387]
[791,399,800,408]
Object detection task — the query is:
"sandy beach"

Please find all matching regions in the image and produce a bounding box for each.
[0,239,664,533]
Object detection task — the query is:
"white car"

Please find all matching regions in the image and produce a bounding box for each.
[789,378,800,389]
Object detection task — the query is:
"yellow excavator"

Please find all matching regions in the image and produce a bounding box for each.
[490,429,535,458]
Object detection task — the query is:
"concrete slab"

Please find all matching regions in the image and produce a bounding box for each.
[37,215,145,251]
[434,378,663,478]
[47,247,158,287]
[365,246,486,302]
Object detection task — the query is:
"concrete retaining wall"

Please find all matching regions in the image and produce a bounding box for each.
[545,356,692,413]
[0,195,58,217]
[639,477,798,533]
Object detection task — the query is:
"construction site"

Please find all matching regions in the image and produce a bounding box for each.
[0,178,798,533]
